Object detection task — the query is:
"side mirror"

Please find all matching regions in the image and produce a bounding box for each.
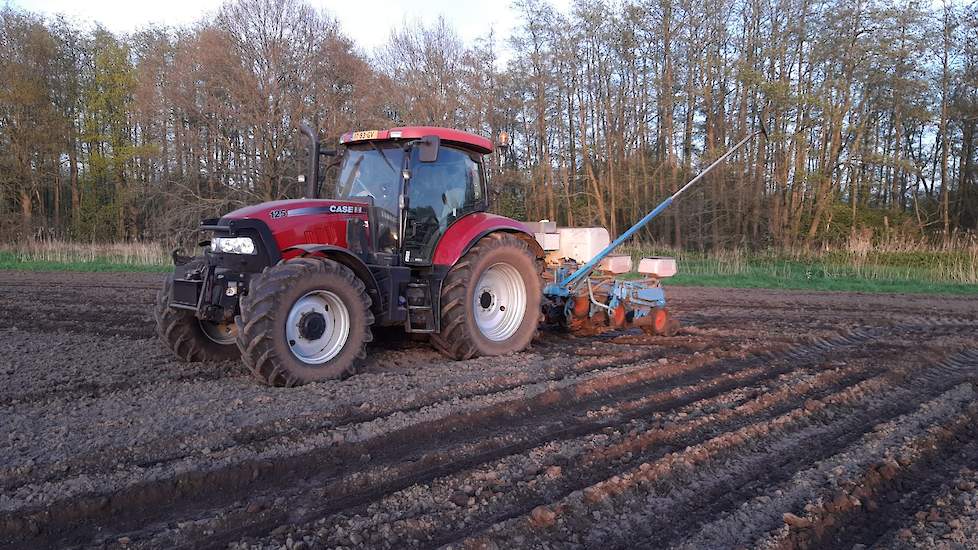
[419,135,440,163]
[496,130,511,151]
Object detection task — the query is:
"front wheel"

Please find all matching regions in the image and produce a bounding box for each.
[431,233,542,360]
[235,257,374,386]
[155,270,240,362]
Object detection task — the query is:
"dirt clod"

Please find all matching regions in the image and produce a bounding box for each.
[530,506,557,528]
[450,491,471,507]
[783,512,812,528]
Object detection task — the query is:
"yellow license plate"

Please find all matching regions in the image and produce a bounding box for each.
[351,130,379,141]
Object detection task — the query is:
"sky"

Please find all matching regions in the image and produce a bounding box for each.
[10,0,572,56]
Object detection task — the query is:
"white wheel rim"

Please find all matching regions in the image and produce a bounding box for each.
[285,290,351,364]
[199,320,236,345]
[473,262,527,342]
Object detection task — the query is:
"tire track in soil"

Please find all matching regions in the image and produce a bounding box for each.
[464,382,896,550]
[752,405,978,550]
[0,307,709,408]
[0,342,713,493]
[664,349,978,550]
[821,438,978,550]
[633,351,978,550]
[218,336,778,456]
[0,329,735,496]
[868,439,978,549]
[121,339,888,550]
[0,328,876,548]
[116,332,895,549]
[759,348,978,550]
[460,350,976,550]
[280,360,887,550]
[0,355,238,408]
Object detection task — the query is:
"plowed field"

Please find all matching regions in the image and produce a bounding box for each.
[1,271,976,550]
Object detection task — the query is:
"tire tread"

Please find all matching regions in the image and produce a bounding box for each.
[235,257,374,386]
[430,233,542,360]
[154,266,239,362]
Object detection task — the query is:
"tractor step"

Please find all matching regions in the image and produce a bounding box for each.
[404,282,436,333]
[406,306,435,333]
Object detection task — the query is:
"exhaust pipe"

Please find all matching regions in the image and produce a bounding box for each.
[299,123,320,199]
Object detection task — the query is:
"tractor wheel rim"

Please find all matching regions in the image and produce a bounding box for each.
[473,262,526,342]
[199,320,236,345]
[285,290,350,365]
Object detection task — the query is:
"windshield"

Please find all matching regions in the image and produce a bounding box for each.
[334,144,404,214]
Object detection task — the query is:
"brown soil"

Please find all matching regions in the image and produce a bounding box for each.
[0,270,976,550]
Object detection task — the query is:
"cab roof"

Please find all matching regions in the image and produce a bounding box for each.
[339,126,493,155]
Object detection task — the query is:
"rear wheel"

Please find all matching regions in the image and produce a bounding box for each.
[235,257,374,386]
[155,268,240,362]
[431,233,542,360]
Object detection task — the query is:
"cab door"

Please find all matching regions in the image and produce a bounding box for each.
[401,146,485,266]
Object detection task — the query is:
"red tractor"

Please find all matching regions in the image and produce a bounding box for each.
[155,126,545,386]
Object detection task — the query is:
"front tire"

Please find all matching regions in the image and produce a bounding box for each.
[235,257,374,386]
[155,270,240,362]
[431,233,542,360]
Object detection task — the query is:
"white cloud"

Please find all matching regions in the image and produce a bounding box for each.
[12,0,572,65]
[11,0,226,32]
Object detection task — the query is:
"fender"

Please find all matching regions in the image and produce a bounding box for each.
[432,212,544,267]
[281,244,382,312]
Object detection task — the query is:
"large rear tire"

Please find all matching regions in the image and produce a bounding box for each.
[431,233,542,360]
[155,269,240,362]
[235,257,374,386]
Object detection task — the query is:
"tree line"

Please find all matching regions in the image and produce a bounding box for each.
[2,0,977,249]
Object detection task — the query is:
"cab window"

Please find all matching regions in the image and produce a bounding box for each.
[403,146,485,264]
[333,143,404,215]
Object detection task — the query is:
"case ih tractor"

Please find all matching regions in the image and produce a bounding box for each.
[156,124,762,386]
[156,126,546,386]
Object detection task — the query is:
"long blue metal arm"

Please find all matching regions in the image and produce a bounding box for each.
[557,129,761,290]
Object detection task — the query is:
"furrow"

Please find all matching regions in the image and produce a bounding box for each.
[0,341,732,494]
[1,327,875,548]
[456,348,974,550]
[665,352,978,549]
[272,362,884,550]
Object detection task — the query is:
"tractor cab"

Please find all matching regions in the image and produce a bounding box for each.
[330,127,492,267]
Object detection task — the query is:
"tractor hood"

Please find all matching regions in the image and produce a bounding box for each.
[222,198,369,223]
[219,198,371,254]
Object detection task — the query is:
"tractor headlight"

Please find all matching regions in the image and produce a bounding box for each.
[211,237,256,255]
